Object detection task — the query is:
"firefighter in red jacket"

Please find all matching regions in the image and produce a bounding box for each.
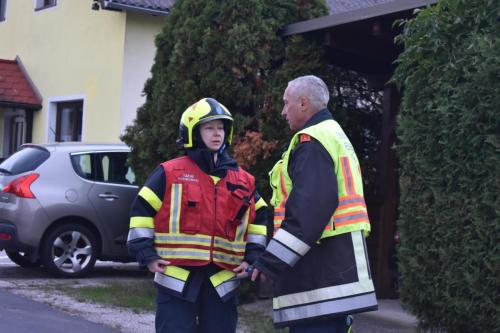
[127,98,268,333]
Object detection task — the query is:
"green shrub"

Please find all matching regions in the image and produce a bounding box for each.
[393,1,500,332]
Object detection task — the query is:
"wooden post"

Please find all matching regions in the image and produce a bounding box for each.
[373,84,400,298]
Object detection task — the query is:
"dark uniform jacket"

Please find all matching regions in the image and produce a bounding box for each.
[254,110,377,328]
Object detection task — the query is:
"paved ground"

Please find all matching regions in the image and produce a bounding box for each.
[0,288,120,333]
[0,250,420,333]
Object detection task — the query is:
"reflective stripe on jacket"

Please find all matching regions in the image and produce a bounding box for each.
[153,264,240,301]
[272,231,377,326]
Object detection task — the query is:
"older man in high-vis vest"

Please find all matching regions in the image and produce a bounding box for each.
[251,75,377,332]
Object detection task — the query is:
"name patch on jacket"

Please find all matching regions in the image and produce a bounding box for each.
[178,173,199,182]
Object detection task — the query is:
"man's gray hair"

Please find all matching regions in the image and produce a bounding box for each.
[287,75,330,111]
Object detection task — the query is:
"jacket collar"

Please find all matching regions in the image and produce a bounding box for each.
[186,148,238,178]
[300,108,332,131]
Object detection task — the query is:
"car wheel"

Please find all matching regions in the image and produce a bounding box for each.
[41,223,98,278]
[5,251,41,268]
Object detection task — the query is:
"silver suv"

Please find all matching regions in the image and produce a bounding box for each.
[0,143,139,277]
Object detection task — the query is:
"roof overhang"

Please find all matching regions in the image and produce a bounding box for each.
[0,101,41,110]
[282,0,437,36]
[0,57,42,110]
[101,0,171,16]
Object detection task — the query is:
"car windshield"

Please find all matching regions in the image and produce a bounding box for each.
[0,146,50,175]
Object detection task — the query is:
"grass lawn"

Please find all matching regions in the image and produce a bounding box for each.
[60,280,157,313]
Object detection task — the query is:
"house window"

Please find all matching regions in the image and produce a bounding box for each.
[0,0,7,22]
[55,101,83,142]
[35,0,57,11]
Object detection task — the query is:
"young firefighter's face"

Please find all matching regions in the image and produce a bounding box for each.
[199,120,225,151]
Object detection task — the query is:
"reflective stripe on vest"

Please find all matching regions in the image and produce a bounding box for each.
[270,119,371,239]
[153,193,252,266]
[168,183,182,234]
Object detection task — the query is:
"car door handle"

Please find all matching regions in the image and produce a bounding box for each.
[98,193,119,201]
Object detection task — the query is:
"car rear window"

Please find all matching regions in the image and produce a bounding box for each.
[0,146,50,175]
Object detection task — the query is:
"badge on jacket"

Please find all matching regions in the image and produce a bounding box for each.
[300,134,312,142]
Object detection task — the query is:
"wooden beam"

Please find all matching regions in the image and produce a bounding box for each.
[282,0,437,36]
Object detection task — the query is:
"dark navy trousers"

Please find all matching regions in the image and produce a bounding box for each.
[155,278,237,333]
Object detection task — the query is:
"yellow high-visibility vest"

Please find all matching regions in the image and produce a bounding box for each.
[269,119,371,239]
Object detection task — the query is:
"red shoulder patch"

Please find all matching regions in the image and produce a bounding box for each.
[299,134,312,142]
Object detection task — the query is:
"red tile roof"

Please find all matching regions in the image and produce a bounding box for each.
[0,59,41,109]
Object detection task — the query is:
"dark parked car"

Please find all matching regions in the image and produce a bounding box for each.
[0,143,139,277]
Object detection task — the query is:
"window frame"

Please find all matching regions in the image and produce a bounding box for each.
[34,0,57,11]
[47,94,86,143]
[55,100,83,142]
[0,0,7,22]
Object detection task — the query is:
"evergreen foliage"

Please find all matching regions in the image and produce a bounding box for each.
[393,1,500,331]
[122,0,382,201]
[121,0,327,187]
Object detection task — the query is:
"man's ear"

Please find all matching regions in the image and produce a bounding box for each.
[299,96,309,111]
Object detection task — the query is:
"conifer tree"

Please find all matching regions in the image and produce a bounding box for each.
[122,0,327,188]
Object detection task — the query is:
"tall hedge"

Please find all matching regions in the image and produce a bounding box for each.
[393,1,500,332]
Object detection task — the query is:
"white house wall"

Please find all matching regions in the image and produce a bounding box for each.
[120,12,165,134]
